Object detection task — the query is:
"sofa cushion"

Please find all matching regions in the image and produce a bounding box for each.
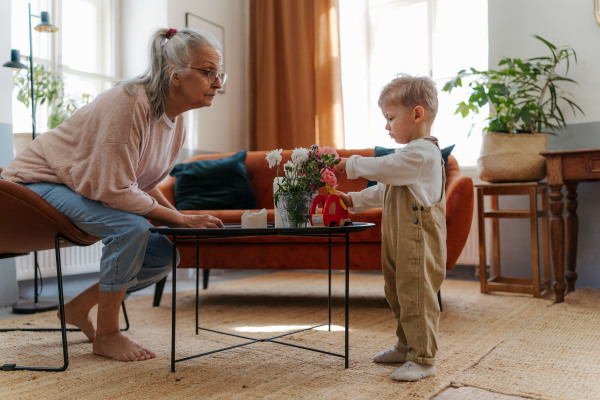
[170,150,257,210]
[367,144,455,187]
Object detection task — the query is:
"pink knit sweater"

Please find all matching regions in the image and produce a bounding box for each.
[1,84,186,215]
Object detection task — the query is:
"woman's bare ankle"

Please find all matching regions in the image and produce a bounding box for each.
[57,301,96,342]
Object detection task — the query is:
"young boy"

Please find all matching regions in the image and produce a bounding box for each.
[335,74,446,381]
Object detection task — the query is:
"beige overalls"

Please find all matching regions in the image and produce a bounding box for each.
[381,137,447,366]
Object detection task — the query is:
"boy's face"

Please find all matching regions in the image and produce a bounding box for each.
[381,103,422,145]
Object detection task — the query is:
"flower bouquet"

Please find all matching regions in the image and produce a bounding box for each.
[266,145,340,227]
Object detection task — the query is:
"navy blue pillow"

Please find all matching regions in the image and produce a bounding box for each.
[366,144,455,187]
[170,150,257,210]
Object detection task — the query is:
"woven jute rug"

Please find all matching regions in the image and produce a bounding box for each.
[452,287,600,400]
[0,271,575,400]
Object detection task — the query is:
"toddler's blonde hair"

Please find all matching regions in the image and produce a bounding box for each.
[378,74,438,121]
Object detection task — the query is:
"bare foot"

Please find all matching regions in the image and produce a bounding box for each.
[93,332,157,362]
[58,301,96,342]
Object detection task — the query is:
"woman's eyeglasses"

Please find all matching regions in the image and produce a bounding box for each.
[187,66,228,85]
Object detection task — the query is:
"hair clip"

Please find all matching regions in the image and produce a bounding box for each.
[166,28,178,39]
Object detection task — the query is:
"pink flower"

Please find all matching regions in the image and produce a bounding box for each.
[321,168,338,188]
[318,146,338,158]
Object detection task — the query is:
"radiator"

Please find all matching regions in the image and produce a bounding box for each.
[15,242,102,281]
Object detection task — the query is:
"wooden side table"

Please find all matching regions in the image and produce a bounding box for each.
[541,148,600,303]
[476,182,551,297]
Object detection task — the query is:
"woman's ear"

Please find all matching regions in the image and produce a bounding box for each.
[170,66,181,87]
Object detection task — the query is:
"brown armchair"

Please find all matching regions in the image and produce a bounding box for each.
[0,170,126,371]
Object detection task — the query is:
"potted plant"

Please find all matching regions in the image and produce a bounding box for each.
[13,64,91,153]
[442,35,584,182]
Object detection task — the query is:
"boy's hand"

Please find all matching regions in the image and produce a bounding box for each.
[334,158,348,174]
[337,191,353,208]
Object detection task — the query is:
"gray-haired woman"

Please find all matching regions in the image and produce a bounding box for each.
[1,28,226,362]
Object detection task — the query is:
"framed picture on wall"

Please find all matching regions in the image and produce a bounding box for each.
[185,12,226,93]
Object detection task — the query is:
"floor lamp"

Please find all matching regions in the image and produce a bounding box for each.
[3,3,59,314]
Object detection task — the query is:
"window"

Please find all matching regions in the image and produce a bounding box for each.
[339,0,488,166]
[10,0,118,134]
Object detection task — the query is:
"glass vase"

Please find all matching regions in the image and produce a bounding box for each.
[277,191,316,228]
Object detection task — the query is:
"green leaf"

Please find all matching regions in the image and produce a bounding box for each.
[441,34,583,135]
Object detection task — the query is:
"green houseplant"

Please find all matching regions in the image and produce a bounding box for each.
[442,35,584,182]
[14,63,91,131]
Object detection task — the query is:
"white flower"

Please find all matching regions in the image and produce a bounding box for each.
[291,147,309,164]
[283,161,297,179]
[265,149,282,168]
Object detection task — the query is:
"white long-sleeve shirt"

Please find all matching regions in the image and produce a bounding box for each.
[346,138,443,212]
[1,84,186,215]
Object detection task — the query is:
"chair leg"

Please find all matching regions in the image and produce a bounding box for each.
[0,236,129,371]
[437,289,443,312]
[1,236,69,371]
[153,277,166,307]
[203,269,210,290]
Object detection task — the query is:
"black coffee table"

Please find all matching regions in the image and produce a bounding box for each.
[150,222,375,372]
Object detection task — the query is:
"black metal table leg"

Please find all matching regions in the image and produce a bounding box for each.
[171,235,177,373]
[195,239,200,336]
[345,231,349,369]
[328,236,332,330]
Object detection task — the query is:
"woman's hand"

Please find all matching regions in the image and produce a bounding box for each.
[180,214,224,229]
[145,205,224,228]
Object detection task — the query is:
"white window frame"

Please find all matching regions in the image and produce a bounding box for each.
[10,0,119,135]
[340,0,487,169]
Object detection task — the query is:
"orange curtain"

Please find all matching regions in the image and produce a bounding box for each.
[249,0,344,151]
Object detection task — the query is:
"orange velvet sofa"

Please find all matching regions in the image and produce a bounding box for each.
[156,149,474,277]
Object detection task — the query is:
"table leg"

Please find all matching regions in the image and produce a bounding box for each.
[345,232,349,369]
[565,182,579,292]
[548,184,566,303]
[328,237,332,330]
[171,236,177,372]
[476,188,487,293]
[195,239,200,335]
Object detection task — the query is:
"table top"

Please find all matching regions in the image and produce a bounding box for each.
[540,147,600,156]
[150,222,376,238]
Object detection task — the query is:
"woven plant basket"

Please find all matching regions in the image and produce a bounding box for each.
[477,131,548,183]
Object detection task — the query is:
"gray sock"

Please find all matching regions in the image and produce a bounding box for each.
[373,348,407,363]
[389,361,435,381]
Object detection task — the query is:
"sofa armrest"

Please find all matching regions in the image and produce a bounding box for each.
[445,174,474,270]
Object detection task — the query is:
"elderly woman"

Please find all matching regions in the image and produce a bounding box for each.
[1,28,225,362]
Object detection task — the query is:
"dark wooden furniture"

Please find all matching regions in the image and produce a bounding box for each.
[541,148,600,303]
[476,182,551,297]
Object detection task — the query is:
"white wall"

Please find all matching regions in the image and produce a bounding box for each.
[0,0,15,133]
[168,0,249,154]
[0,0,19,307]
[489,0,600,126]
[488,0,600,290]
[121,0,248,154]
[121,0,169,79]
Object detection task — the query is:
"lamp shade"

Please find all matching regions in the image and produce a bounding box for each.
[34,11,59,33]
[2,49,28,69]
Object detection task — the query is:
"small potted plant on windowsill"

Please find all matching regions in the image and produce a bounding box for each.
[442,35,584,182]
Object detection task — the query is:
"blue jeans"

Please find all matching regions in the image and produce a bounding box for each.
[23,182,178,293]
